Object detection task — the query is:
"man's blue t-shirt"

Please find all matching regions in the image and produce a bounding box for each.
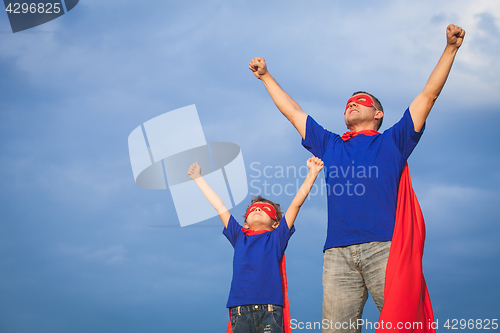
[302,108,423,250]
[223,215,295,308]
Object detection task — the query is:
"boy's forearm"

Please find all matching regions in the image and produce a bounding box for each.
[193,176,227,214]
[284,170,320,229]
[292,171,320,207]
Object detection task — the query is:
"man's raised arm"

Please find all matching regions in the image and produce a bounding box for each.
[409,24,466,132]
[249,57,308,139]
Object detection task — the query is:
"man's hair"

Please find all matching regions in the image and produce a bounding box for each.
[352,91,384,130]
[243,195,283,223]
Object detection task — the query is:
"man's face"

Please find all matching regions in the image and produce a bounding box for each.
[344,93,382,130]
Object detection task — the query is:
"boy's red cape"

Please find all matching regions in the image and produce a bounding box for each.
[226,229,291,333]
[375,162,436,332]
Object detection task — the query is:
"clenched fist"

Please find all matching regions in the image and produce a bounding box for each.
[446,24,465,49]
[249,57,269,79]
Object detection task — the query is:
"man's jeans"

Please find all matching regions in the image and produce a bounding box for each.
[322,241,391,333]
[230,304,284,333]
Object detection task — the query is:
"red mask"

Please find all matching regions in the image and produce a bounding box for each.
[245,203,277,221]
[344,94,375,114]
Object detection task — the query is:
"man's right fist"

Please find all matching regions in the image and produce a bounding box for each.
[249,57,268,79]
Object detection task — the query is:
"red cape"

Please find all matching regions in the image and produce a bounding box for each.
[376,163,435,332]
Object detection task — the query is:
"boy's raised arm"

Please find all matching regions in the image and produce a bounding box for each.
[409,24,465,132]
[249,57,308,140]
[285,157,324,229]
[187,162,231,228]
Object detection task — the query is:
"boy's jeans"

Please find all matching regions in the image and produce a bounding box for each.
[230,304,284,333]
[322,241,391,333]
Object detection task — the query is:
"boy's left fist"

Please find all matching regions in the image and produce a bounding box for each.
[187,161,202,180]
[307,157,324,174]
[446,24,465,49]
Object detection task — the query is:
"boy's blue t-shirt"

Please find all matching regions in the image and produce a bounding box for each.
[223,215,295,308]
[302,108,424,250]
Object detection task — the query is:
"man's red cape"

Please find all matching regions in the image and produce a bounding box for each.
[226,229,291,333]
[376,163,436,332]
[342,132,435,332]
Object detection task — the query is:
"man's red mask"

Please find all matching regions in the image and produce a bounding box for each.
[344,94,375,114]
[245,203,277,221]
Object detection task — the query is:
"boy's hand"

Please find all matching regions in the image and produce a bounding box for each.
[446,24,465,49]
[249,57,268,79]
[187,161,202,180]
[307,157,324,175]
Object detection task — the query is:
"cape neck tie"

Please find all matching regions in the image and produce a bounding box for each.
[341,129,380,141]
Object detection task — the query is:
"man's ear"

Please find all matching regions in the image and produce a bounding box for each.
[375,110,384,121]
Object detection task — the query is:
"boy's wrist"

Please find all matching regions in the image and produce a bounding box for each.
[308,169,320,177]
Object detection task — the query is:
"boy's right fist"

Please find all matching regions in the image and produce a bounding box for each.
[307,157,324,175]
[249,57,268,79]
[187,161,202,180]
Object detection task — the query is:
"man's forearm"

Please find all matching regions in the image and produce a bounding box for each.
[409,45,459,131]
[261,73,302,111]
[422,45,458,100]
[260,73,308,139]
[409,24,464,132]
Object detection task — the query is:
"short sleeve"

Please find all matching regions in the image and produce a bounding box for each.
[223,215,243,248]
[301,116,336,159]
[388,108,425,160]
[274,216,295,254]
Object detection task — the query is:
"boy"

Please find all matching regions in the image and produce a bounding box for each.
[187,157,324,333]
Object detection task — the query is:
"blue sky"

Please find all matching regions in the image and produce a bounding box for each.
[1,0,499,332]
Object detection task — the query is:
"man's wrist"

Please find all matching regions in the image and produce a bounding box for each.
[444,44,460,54]
[259,72,272,81]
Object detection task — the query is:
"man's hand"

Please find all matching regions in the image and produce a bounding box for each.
[307,157,324,176]
[446,24,465,49]
[249,57,269,79]
[187,161,201,180]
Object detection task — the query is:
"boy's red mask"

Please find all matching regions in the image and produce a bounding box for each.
[245,203,277,220]
[344,94,375,114]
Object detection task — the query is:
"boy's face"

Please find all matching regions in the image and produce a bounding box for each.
[244,202,279,231]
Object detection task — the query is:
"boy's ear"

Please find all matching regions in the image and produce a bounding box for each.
[244,222,249,229]
[272,220,280,229]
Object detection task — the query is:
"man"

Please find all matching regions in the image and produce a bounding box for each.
[249,24,465,333]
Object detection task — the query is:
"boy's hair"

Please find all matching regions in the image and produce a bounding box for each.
[243,195,283,223]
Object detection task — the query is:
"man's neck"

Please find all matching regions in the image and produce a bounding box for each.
[347,125,378,132]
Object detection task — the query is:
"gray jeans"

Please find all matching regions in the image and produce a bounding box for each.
[322,241,391,333]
